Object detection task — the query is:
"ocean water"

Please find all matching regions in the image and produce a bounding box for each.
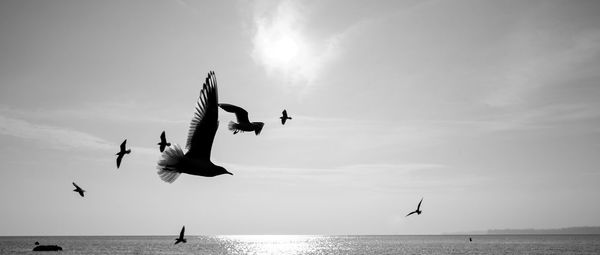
[1,235,600,254]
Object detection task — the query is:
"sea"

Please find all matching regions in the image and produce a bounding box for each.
[2,235,600,254]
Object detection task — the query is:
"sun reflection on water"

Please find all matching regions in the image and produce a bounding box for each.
[216,235,327,255]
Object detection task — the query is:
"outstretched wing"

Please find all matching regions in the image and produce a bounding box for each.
[116,154,123,168]
[120,140,127,152]
[417,198,423,210]
[160,131,166,143]
[219,103,250,124]
[406,211,417,217]
[179,226,185,239]
[72,182,80,190]
[185,71,219,159]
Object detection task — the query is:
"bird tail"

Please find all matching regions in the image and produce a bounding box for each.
[228,121,241,134]
[254,122,264,135]
[156,144,184,183]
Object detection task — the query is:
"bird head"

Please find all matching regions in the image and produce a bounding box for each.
[216,166,233,176]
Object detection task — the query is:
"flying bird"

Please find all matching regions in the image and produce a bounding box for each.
[158,131,171,152]
[116,139,131,168]
[72,182,85,197]
[174,226,186,245]
[219,103,264,135]
[406,198,423,217]
[280,109,292,125]
[156,71,232,183]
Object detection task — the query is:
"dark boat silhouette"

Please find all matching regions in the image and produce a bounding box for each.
[33,244,62,251]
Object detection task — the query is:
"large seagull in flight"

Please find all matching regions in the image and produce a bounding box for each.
[156,71,232,183]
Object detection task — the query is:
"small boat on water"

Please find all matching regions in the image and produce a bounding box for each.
[33,244,63,251]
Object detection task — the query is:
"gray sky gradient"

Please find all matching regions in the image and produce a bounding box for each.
[1,0,599,235]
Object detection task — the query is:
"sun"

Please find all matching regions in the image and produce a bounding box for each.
[268,37,300,64]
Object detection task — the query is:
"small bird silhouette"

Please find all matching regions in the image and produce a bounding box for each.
[156,71,232,183]
[406,198,423,217]
[116,139,131,168]
[219,103,264,135]
[158,131,171,152]
[174,226,186,245]
[280,109,292,125]
[469,237,472,242]
[72,182,85,197]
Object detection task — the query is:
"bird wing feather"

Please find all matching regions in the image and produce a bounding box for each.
[185,71,219,159]
[160,131,166,143]
[116,154,123,168]
[120,140,127,151]
[417,198,423,210]
[72,182,80,190]
[219,103,250,123]
[179,226,185,239]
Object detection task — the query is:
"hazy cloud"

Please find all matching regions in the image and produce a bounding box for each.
[0,114,112,151]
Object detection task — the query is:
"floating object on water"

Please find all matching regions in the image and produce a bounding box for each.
[33,245,62,251]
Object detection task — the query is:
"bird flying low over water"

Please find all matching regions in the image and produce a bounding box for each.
[406,198,423,217]
[156,71,232,183]
[116,139,131,168]
[158,131,171,152]
[174,226,186,245]
[280,109,292,125]
[219,103,264,135]
[72,182,85,197]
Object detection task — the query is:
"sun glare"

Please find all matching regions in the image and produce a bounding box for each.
[267,37,300,64]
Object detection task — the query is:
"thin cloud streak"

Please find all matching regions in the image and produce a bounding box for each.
[0,114,112,151]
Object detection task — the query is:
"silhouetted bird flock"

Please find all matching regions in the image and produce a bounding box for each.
[66,71,431,247]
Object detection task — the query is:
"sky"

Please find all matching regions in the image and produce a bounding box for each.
[0,0,599,236]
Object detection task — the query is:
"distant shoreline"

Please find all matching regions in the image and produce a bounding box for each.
[443,226,600,235]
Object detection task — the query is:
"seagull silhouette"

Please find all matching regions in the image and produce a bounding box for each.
[406,198,423,217]
[219,103,264,135]
[72,182,85,197]
[174,226,186,245]
[156,71,232,183]
[280,109,292,125]
[116,139,131,168]
[158,131,171,152]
